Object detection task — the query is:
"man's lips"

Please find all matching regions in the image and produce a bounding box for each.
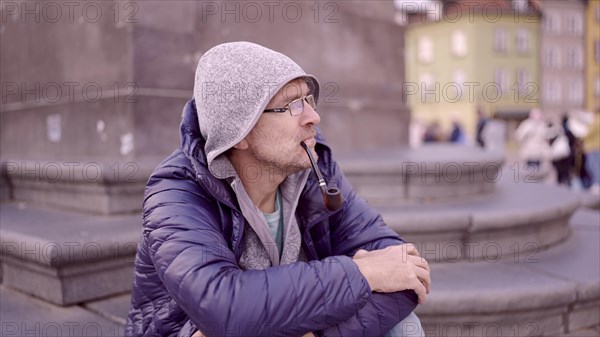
[301,137,316,146]
[302,132,317,143]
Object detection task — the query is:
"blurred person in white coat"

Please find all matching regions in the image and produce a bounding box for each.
[515,108,552,169]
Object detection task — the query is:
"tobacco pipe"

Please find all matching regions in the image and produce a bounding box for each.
[300,141,342,211]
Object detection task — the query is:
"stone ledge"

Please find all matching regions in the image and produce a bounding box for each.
[579,192,600,210]
[2,257,134,306]
[570,208,600,232]
[0,203,140,305]
[560,326,600,337]
[1,158,160,214]
[0,203,140,266]
[1,159,156,185]
[469,183,581,232]
[380,182,580,262]
[569,300,600,333]
[416,219,600,336]
[337,145,505,204]
[337,145,505,172]
[419,307,566,337]
[11,179,144,215]
[417,262,578,315]
[524,211,600,303]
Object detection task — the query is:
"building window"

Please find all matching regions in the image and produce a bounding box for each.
[576,47,583,68]
[451,30,467,57]
[543,82,551,103]
[516,28,530,54]
[494,28,508,53]
[595,76,600,97]
[418,36,433,64]
[595,40,600,63]
[566,47,584,69]
[543,47,551,67]
[554,48,562,68]
[543,47,561,68]
[516,68,530,96]
[596,5,600,23]
[495,68,509,95]
[566,13,574,34]
[419,73,436,103]
[567,79,583,105]
[575,14,583,34]
[452,70,466,99]
[543,13,560,33]
[566,49,573,67]
[543,80,561,103]
[565,12,583,35]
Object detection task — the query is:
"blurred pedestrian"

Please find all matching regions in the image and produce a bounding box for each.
[583,114,600,194]
[572,138,593,190]
[568,114,593,190]
[515,108,551,169]
[549,116,574,187]
[448,120,466,144]
[409,118,427,148]
[423,121,442,143]
[475,108,488,148]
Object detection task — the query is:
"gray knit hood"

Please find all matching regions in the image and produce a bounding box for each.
[193,41,320,179]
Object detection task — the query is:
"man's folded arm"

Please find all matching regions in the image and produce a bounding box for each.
[315,159,419,336]
[143,177,375,337]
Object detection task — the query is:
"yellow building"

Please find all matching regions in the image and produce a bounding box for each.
[404,0,541,143]
[585,0,600,114]
[584,0,600,152]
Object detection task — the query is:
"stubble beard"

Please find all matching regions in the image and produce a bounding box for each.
[250,140,315,178]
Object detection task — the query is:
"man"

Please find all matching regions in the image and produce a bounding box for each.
[126,42,430,337]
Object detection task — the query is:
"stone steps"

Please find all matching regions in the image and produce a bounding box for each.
[337,145,505,205]
[416,208,600,337]
[0,158,159,215]
[377,181,581,262]
[0,202,140,305]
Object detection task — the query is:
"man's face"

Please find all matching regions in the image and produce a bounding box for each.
[244,79,321,176]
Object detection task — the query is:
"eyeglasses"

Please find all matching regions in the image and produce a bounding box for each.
[263,95,317,116]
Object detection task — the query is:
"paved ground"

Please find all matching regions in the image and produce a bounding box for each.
[0,286,127,336]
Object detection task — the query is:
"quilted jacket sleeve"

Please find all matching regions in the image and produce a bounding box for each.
[317,158,419,336]
[143,164,374,337]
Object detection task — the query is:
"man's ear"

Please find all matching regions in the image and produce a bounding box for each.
[232,138,249,150]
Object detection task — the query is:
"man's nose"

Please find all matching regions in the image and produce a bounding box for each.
[300,102,320,126]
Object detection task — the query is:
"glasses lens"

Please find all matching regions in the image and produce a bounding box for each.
[289,98,304,116]
[305,95,316,110]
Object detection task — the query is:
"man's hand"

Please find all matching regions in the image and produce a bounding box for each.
[352,244,431,304]
[301,333,315,337]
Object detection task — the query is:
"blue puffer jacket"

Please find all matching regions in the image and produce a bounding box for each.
[125,99,418,337]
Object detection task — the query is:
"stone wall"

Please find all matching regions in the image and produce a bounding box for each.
[1,0,409,164]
